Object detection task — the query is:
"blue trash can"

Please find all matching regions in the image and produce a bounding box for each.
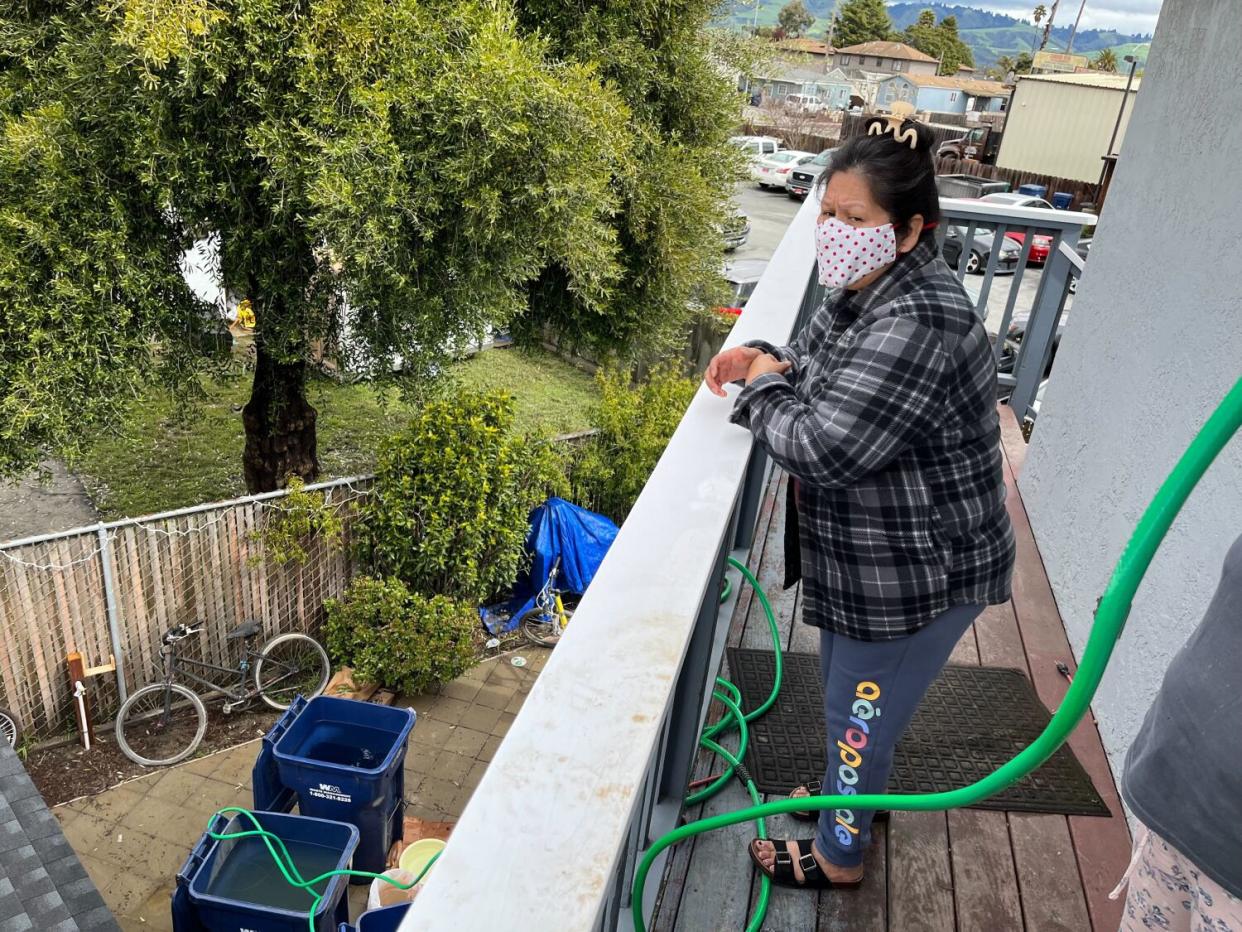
[338,902,411,932]
[1017,183,1048,198]
[254,696,416,878]
[1051,191,1074,210]
[174,810,358,932]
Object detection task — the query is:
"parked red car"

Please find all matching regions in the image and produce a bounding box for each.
[980,193,1058,265]
[1003,231,1054,264]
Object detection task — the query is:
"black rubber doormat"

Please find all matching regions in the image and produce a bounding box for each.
[724,648,1109,816]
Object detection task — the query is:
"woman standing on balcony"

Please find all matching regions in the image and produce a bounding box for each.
[705,113,1016,894]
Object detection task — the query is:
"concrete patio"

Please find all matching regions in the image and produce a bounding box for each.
[51,646,549,931]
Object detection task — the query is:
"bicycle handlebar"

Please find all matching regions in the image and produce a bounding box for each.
[163,623,203,644]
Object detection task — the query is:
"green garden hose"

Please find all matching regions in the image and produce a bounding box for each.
[633,375,1242,932]
[204,806,439,932]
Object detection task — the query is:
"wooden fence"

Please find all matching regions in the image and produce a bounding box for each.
[838,112,1102,210]
[0,477,368,743]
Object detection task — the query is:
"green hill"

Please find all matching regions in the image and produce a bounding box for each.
[717,2,1151,71]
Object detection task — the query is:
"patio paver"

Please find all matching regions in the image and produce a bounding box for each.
[52,645,548,929]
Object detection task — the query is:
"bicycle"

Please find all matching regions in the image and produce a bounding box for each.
[114,620,330,767]
[519,559,574,647]
[0,704,21,749]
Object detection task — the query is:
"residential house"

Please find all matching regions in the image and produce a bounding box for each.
[741,63,854,110]
[996,72,1141,182]
[876,73,1011,114]
[828,40,939,77]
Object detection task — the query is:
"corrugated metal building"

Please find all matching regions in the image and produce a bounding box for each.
[996,72,1141,182]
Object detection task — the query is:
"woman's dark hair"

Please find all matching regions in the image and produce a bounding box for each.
[817,117,940,237]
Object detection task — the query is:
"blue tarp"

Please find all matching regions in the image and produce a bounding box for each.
[480,497,618,634]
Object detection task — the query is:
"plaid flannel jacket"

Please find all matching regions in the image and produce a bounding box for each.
[731,237,1015,640]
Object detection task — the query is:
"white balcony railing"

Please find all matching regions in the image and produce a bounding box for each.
[401,193,1094,931]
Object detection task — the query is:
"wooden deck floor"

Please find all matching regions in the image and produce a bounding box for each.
[652,408,1132,932]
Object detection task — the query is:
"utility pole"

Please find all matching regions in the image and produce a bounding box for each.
[1066,0,1088,52]
[1096,54,1138,199]
[1039,0,1061,51]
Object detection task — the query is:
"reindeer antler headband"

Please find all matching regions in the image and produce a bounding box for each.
[867,101,919,150]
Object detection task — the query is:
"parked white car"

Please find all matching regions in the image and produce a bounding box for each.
[785,94,828,113]
[729,135,783,160]
[752,150,815,189]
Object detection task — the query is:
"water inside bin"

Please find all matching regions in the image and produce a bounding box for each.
[296,722,395,768]
[204,834,340,911]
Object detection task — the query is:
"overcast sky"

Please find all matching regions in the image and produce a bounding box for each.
[957,0,1163,35]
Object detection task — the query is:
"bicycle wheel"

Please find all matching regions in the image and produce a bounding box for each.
[115,683,207,767]
[254,633,331,710]
[0,705,21,749]
[520,606,573,648]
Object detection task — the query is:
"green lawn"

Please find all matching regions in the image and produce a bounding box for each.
[77,347,599,519]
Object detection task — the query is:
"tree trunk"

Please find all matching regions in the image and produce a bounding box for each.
[242,343,319,492]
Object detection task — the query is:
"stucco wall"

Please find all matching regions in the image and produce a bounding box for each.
[1021,0,1242,781]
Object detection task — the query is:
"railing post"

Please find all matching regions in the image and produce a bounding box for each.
[96,524,128,704]
[733,445,769,550]
[656,542,728,802]
[1011,226,1080,420]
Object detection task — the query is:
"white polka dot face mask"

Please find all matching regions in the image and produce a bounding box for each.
[814,217,898,289]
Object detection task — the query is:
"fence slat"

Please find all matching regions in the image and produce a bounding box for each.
[0,476,369,742]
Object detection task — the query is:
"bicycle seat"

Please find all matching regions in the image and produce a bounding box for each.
[225,619,263,641]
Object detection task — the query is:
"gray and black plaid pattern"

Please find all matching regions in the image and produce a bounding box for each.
[731,237,1015,640]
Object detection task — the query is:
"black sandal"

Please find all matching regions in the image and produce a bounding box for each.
[788,781,890,824]
[747,838,863,890]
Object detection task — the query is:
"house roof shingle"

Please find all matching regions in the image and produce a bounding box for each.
[775,38,834,56]
[0,744,119,931]
[887,73,1012,97]
[835,41,938,64]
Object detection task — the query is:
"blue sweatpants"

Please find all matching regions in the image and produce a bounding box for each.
[814,604,984,867]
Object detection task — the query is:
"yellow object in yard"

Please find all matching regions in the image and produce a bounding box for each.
[398,838,446,883]
[236,298,255,329]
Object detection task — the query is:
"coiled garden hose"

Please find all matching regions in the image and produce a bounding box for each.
[633,375,1242,932]
[205,807,439,932]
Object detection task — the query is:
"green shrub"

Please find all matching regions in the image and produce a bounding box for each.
[324,576,477,694]
[355,390,563,605]
[249,477,344,566]
[569,364,697,521]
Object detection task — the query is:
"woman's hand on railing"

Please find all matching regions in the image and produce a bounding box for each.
[705,346,763,397]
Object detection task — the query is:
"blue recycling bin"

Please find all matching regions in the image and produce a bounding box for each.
[1017,183,1048,198]
[254,696,416,879]
[338,902,411,932]
[173,810,358,932]
[1051,191,1074,210]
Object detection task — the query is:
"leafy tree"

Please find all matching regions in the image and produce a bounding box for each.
[833,0,893,49]
[902,8,939,57]
[777,1,815,39]
[0,0,739,491]
[902,9,973,76]
[1092,48,1119,72]
[507,1,748,363]
[935,16,974,75]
